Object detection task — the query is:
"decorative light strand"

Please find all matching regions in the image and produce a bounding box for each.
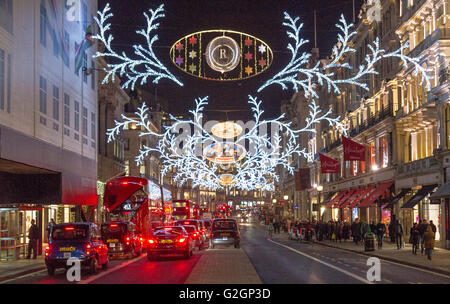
[92,3,183,90]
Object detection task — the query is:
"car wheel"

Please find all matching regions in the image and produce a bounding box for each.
[102,256,109,270]
[90,257,99,274]
[47,266,55,276]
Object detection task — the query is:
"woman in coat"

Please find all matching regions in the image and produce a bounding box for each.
[423,225,435,260]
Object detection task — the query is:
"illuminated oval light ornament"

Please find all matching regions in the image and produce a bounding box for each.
[217,174,237,187]
[170,30,273,81]
[203,142,246,164]
[211,122,243,139]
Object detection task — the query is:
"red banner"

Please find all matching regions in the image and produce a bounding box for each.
[319,153,340,173]
[342,136,366,161]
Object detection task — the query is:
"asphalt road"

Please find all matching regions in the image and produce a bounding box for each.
[240,221,450,284]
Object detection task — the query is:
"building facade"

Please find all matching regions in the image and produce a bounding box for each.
[0,0,98,259]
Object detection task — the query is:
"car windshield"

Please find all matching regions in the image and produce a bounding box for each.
[101,223,127,238]
[52,226,88,240]
[153,226,184,235]
[213,220,236,230]
[183,226,196,233]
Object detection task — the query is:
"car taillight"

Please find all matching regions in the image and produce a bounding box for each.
[148,239,156,244]
[86,244,92,255]
[192,233,197,237]
[45,245,50,256]
[177,238,186,243]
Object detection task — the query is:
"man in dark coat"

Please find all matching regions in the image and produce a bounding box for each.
[418,219,428,254]
[429,220,437,233]
[375,221,386,248]
[410,223,420,255]
[388,221,395,242]
[27,219,39,259]
[394,220,404,249]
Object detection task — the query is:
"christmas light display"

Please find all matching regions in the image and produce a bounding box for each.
[107,95,347,191]
[258,13,431,97]
[92,3,183,90]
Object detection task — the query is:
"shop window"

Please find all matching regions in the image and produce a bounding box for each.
[378,136,388,168]
[369,142,376,169]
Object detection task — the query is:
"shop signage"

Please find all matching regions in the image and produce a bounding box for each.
[18,206,43,211]
[319,153,340,173]
[342,136,366,161]
[170,30,273,81]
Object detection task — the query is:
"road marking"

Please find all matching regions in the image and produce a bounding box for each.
[268,239,373,284]
[0,269,47,284]
[78,254,146,284]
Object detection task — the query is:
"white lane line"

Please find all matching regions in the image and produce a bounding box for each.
[78,254,146,284]
[0,269,47,284]
[268,239,373,284]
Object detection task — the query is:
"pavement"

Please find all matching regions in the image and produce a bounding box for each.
[268,230,450,276]
[185,247,262,284]
[0,256,46,283]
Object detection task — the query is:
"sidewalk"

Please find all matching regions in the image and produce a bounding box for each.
[273,232,450,275]
[185,248,262,284]
[0,257,46,283]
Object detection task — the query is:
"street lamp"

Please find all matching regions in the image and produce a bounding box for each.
[283,195,289,200]
[272,199,277,203]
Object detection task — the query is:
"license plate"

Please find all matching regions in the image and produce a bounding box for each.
[107,239,118,243]
[109,243,116,248]
[63,252,71,258]
[222,237,228,240]
[161,240,173,244]
[221,233,230,237]
[59,247,76,252]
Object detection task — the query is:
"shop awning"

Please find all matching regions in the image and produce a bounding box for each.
[383,188,410,209]
[341,187,365,208]
[321,192,337,206]
[359,181,394,208]
[348,186,375,208]
[326,190,346,208]
[336,189,357,208]
[401,184,438,209]
[430,182,450,201]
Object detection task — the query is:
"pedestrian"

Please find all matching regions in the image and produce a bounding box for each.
[360,220,369,243]
[47,218,56,242]
[418,219,428,254]
[409,223,420,255]
[267,221,274,238]
[423,225,435,260]
[342,221,350,241]
[429,220,437,233]
[27,219,39,259]
[370,221,377,235]
[388,221,395,243]
[375,221,386,248]
[394,220,404,249]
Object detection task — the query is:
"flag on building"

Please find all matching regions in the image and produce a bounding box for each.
[318,153,340,173]
[342,136,366,161]
[75,25,94,73]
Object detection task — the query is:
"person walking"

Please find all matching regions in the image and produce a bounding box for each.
[375,221,386,249]
[429,220,437,233]
[418,219,428,254]
[27,219,39,259]
[267,221,274,238]
[394,220,404,249]
[410,223,420,255]
[423,225,435,260]
[47,218,56,242]
[342,221,350,242]
[388,221,395,243]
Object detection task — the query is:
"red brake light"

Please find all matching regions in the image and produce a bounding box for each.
[65,227,75,231]
[45,245,50,256]
[86,244,91,249]
[185,207,189,210]
[148,239,156,244]
[110,224,118,227]
[122,181,128,185]
[126,237,130,241]
[177,238,186,243]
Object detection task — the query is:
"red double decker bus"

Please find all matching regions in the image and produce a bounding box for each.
[171,199,199,221]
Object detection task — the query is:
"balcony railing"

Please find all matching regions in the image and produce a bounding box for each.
[397,156,440,176]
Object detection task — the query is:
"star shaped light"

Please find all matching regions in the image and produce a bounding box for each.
[245,66,253,75]
[245,52,253,61]
[189,50,197,59]
[189,63,197,73]
[258,45,266,54]
[189,36,198,46]
[244,37,253,47]
[258,58,267,67]
[175,42,184,51]
[176,56,184,65]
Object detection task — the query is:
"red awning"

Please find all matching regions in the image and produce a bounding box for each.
[359,181,394,208]
[348,186,375,208]
[336,189,356,208]
[340,188,363,208]
[326,190,346,208]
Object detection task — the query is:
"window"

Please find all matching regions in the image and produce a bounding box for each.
[445,106,450,150]
[90,112,95,140]
[83,53,88,83]
[39,76,47,114]
[369,142,376,169]
[40,3,47,47]
[74,42,79,76]
[64,94,70,126]
[53,86,59,121]
[74,100,80,132]
[82,2,88,31]
[378,136,388,168]
[0,0,13,34]
[82,106,88,137]
[63,31,70,68]
[6,54,10,113]
[0,49,4,111]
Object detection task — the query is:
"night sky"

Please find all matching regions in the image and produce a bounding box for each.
[97,0,364,120]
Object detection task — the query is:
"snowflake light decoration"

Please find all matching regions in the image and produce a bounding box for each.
[92,3,183,90]
[107,96,347,191]
[258,13,431,97]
